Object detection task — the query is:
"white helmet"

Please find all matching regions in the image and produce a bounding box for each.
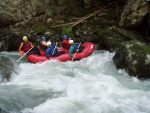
[47,41,51,46]
[69,40,74,44]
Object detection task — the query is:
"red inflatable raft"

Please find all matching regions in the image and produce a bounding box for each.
[26,42,95,63]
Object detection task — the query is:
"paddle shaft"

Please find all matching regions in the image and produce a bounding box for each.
[52,43,57,55]
[72,42,81,61]
[17,48,32,62]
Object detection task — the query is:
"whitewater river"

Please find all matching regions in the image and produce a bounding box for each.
[0,50,150,113]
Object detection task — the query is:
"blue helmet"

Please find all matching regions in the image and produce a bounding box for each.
[62,35,67,39]
[41,36,46,40]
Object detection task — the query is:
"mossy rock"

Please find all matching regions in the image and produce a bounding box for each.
[33,23,48,34]
[113,39,150,78]
[61,25,73,37]
[97,27,126,50]
[126,40,150,54]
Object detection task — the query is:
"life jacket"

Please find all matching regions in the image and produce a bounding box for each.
[21,42,32,52]
[61,39,70,50]
[72,44,78,51]
[39,41,47,50]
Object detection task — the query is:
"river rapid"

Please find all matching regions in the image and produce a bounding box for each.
[0,50,150,113]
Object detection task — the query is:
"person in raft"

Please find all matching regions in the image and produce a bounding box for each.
[18,36,41,55]
[38,35,47,50]
[46,41,65,60]
[61,34,70,50]
[68,40,80,58]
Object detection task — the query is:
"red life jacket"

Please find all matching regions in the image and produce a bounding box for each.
[21,42,32,52]
[61,39,70,50]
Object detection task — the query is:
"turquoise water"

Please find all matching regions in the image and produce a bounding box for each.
[0,51,150,113]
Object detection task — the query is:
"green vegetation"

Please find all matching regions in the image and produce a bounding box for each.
[33,23,48,34]
[127,40,150,53]
[61,25,73,37]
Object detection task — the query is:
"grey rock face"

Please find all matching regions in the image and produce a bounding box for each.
[0,0,49,27]
[119,0,148,28]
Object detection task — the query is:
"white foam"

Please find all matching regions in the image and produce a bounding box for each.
[1,51,150,113]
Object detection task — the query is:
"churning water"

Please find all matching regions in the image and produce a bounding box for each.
[0,50,150,113]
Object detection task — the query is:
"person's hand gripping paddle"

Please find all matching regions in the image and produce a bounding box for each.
[72,42,81,61]
[16,48,32,63]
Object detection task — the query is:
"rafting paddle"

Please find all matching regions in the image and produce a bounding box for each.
[16,48,32,63]
[52,42,58,55]
[72,42,81,61]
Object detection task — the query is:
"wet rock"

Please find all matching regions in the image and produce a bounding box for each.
[146,0,150,29]
[0,56,16,81]
[0,0,49,27]
[96,27,127,50]
[113,40,150,78]
[119,0,148,28]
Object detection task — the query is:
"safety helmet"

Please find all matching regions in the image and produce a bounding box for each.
[69,40,74,44]
[47,41,51,46]
[41,36,46,40]
[23,36,28,41]
[62,35,67,39]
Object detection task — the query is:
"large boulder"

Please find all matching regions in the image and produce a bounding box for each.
[119,0,148,28]
[113,40,150,78]
[96,26,130,51]
[96,26,145,50]
[0,0,49,27]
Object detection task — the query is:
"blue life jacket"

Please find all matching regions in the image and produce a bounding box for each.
[72,44,78,51]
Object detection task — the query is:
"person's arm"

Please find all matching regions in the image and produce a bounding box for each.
[42,41,47,46]
[18,43,24,55]
[69,46,74,57]
[30,42,34,48]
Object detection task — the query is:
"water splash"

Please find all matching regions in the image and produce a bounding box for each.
[0,51,150,113]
